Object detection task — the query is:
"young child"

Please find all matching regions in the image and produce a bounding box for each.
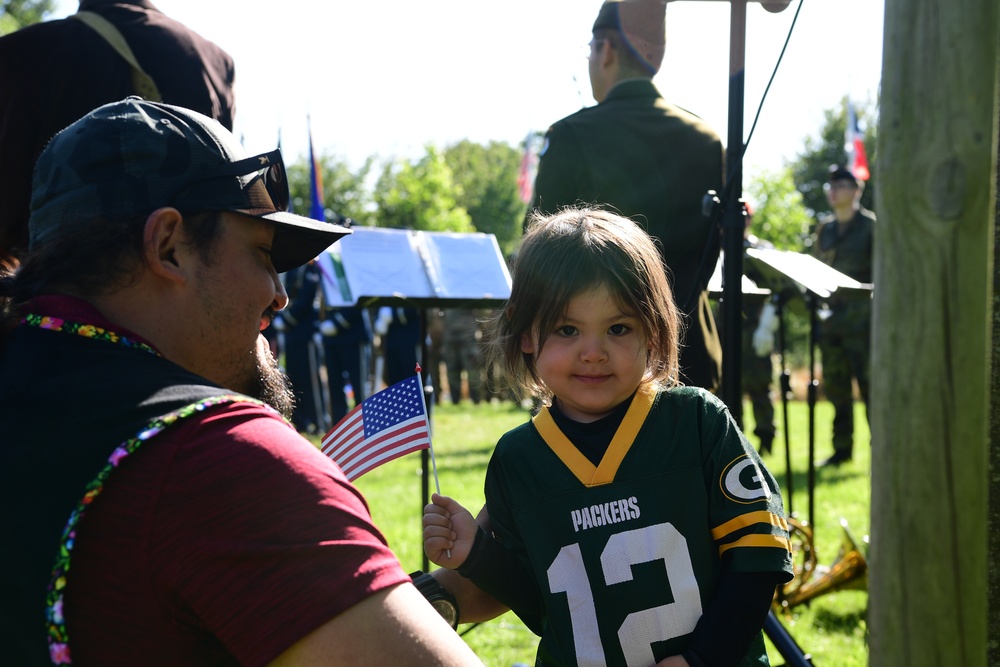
[424,208,793,667]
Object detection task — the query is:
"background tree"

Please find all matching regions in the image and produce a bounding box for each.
[788,98,878,227]
[287,152,375,226]
[745,167,815,368]
[372,146,473,232]
[0,0,54,35]
[443,139,525,257]
[869,1,997,665]
[746,167,814,251]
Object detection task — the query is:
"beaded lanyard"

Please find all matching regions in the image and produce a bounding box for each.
[23,313,160,356]
[23,315,265,665]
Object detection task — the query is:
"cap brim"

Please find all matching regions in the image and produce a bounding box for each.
[252,210,352,273]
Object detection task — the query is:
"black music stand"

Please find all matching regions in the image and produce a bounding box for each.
[743,247,873,530]
[317,226,512,571]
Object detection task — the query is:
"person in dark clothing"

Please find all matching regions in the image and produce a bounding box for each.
[274,261,325,433]
[526,0,725,392]
[319,305,373,424]
[375,306,422,386]
[813,164,875,467]
[441,308,483,405]
[0,0,236,265]
[740,205,778,455]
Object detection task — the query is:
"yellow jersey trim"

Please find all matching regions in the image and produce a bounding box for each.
[718,532,792,556]
[712,510,789,541]
[532,383,657,487]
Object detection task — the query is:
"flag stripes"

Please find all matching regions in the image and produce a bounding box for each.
[320,375,430,481]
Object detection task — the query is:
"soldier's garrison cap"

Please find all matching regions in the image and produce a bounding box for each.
[592,0,667,75]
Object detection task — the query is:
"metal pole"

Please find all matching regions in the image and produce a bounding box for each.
[807,293,818,530]
[718,5,814,663]
[777,298,794,516]
[720,0,746,421]
[420,308,432,573]
[764,611,815,666]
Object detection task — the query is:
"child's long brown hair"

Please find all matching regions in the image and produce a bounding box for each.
[487,207,681,401]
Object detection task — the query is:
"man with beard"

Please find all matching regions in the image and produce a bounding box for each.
[0,98,483,667]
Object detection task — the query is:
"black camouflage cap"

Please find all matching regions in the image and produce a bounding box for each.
[827,164,859,184]
[28,97,350,273]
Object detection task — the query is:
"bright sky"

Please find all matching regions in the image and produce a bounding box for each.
[52,0,884,180]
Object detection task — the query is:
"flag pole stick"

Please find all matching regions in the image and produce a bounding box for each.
[415,363,449,559]
[414,363,442,496]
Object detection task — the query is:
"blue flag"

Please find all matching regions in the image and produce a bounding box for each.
[308,117,324,221]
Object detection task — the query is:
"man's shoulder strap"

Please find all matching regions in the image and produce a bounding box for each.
[72,10,162,102]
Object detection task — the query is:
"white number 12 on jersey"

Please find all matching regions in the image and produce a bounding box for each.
[547,522,702,667]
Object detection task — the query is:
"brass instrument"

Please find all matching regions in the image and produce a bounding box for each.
[774,517,868,613]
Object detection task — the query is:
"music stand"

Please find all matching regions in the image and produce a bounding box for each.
[744,246,873,530]
[317,226,512,571]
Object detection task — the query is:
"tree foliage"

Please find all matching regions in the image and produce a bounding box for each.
[742,168,816,368]
[443,139,525,256]
[788,97,878,224]
[745,167,814,251]
[372,146,473,232]
[286,139,525,245]
[0,0,54,35]
[286,152,375,226]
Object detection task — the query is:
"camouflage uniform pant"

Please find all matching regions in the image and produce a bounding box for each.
[819,321,870,456]
[442,337,482,404]
[742,325,775,449]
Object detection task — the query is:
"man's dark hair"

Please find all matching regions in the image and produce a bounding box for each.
[0,210,222,343]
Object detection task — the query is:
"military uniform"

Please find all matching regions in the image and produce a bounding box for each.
[528,78,725,391]
[319,306,373,425]
[379,306,422,386]
[741,296,776,452]
[441,308,483,404]
[281,263,324,433]
[813,207,875,459]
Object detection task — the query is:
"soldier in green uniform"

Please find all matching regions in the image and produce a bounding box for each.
[812,165,874,466]
[441,308,483,405]
[526,0,725,392]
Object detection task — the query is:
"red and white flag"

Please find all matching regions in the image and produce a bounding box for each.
[845,101,870,181]
[517,131,540,204]
[321,375,430,481]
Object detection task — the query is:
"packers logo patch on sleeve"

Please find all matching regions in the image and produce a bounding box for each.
[719,455,772,504]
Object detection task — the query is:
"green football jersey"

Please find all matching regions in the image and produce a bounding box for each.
[484,385,792,667]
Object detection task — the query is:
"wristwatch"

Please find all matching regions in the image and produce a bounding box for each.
[410,570,460,629]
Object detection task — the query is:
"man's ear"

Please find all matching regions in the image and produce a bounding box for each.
[600,38,617,70]
[142,207,188,284]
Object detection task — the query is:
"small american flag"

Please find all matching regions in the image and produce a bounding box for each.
[321,375,430,481]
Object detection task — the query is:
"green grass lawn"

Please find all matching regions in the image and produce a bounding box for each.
[345,398,871,667]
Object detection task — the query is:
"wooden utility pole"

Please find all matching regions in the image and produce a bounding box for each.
[989,88,1000,667]
[870,2,999,666]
